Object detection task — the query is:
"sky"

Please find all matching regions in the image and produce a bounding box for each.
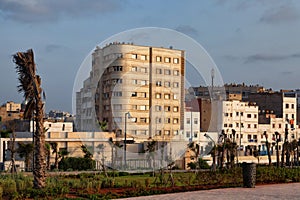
[1,0,300,113]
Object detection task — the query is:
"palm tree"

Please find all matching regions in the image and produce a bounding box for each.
[146,140,157,171]
[17,142,34,172]
[188,142,200,164]
[50,142,59,169]
[263,131,272,166]
[45,143,51,170]
[13,49,46,188]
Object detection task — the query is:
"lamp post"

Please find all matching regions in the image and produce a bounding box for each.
[204,133,216,171]
[124,112,131,168]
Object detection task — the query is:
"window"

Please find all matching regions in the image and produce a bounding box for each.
[279,124,282,128]
[236,112,239,116]
[132,105,137,110]
[186,118,190,124]
[194,118,198,124]
[141,67,148,73]
[165,57,170,63]
[156,93,161,99]
[236,123,239,127]
[164,106,171,112]
[103,93,109,99]
[173,106,179,112]
[291,104,294,109]
[156,81,162,86]
[156,117,162,124]
[141,55,147,60]
[254,114,257,118]
[229,124,233,127]
[174,82,179,88]
[156,56,162,62]
[133,79,138,84]
[156,69,162,74]
[224,124,228,127]
[174,130,179,135]
[186,131,190,138]
[224,113,229,117]
[113,66,122,71]
[247,124,251,128]
[164,81,171,87]
[165,69,171,75]
[254,124,257,128]
[113,91,122,97]
[132,92,137,97]
[174,70,179,76]
[173,118,179,124]
[164,94,170,99]
[173,58,179,64]
[140,118,147,123]
[240,112,244,116]
[247,114,251,118]
[286,104,289,109]
[131,66,137,71]
[165,118,171,123]
[140,92,147,98]
[140,105,147,110]
[272,124,275,128]
[155,105,162,111]
[194,131,198,138]
[141,80,147,85]
[113,104,122,110]
[132,54,137,59]
[156,130,162,135]
[164,130,171,135]
[292,114,295,119]
[173,94,178,99]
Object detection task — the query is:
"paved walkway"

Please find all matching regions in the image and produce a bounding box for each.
[121,183,300,200]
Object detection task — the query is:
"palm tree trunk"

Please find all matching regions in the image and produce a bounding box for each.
[33,93,46,188]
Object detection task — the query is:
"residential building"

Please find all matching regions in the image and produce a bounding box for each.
[76,43,185,142]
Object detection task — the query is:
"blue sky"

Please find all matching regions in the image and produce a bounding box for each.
[1,0,300,113]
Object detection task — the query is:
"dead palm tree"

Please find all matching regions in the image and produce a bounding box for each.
[13,49,46,188]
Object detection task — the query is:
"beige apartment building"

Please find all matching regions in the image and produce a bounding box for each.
[77,43,185,142]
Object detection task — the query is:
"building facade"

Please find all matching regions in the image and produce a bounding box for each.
[76,43,185,141]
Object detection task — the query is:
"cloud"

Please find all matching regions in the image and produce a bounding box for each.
[175,25,199,37]
[260,4,300,24]
[244,53,300,63]
[0,0,123,23]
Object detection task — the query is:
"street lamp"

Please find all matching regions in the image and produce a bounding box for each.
[124,112,131,168]
[204,133,216,171]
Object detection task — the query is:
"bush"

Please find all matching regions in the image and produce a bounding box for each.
[59,157,96,171]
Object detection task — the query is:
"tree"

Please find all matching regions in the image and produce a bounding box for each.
[81,145,93,159]
[17,142,34,172]
[263,131,272,166]
[50,142,59,169]
[45,143,51,170]
[13,49,46,188]
[146,140,157,171]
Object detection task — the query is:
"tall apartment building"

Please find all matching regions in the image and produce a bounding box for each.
[76,43,185,141]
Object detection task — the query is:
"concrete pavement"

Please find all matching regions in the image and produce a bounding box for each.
[121,183,300,200]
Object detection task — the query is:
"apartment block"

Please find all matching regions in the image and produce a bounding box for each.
[76,43,185,141]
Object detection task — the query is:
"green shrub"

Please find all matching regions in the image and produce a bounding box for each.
[59,157,96,171]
